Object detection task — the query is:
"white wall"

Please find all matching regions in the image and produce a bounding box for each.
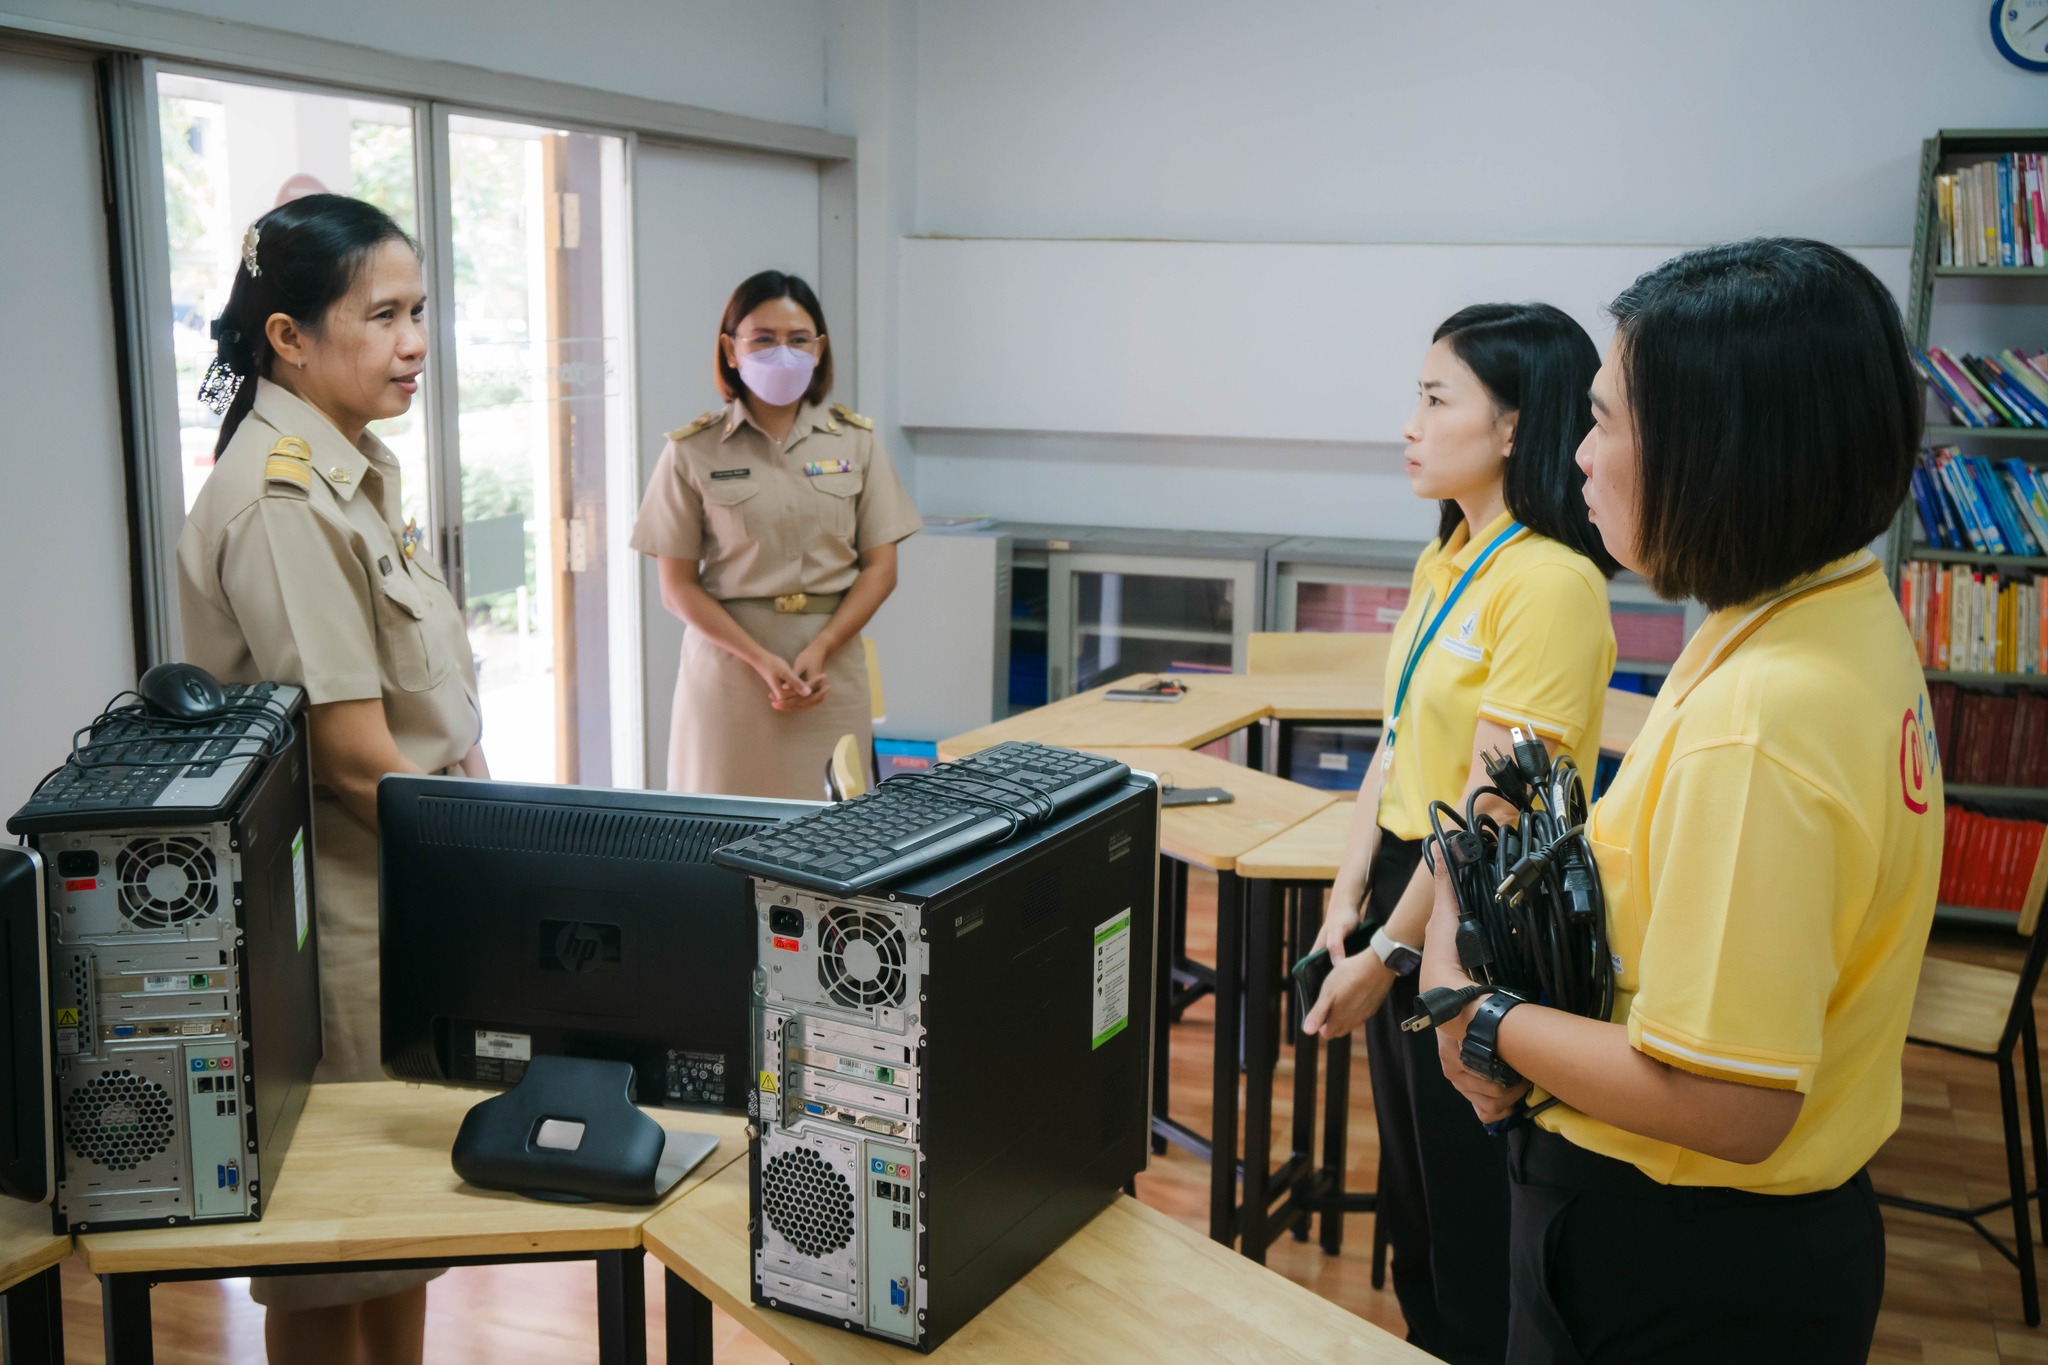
[632,143,821,785]
[136,0,831,128]
[902,0,2048,539]
[0,47,137,808]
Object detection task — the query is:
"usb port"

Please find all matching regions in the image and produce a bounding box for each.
[226,1100,236,1114]
[216,1099,227,1115]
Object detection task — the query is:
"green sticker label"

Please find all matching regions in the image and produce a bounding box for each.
[1091,908,1132,1049]
[291,827,309,949]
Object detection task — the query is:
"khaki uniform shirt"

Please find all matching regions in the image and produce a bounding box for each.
[628,398,922,596]
[176,379,480,773]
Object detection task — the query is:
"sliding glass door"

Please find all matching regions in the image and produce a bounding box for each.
[441,114,634,786]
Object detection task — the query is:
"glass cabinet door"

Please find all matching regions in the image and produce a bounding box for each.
[1047,553,1260,697]
[1275,564,1415,633]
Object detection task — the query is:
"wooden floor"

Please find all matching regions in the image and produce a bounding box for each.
[39,870,2048,1363]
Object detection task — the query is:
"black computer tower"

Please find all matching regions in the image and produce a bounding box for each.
[7,691,322,1232]
[748,777,1159,1350]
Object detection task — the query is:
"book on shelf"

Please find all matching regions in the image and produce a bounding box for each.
[1906,447,2048,554]
[1914,347,2048,429]
[1900,562,2044,674]
[1938,804,2048,917]
[1927,681,2048,787]
[1935,153,2048,268]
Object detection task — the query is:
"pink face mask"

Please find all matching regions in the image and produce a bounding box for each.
[737,345,816,407]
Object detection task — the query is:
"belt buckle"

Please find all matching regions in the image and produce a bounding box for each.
[773,593,808,614]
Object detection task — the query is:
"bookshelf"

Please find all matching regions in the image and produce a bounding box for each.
[1892,128,2048,926]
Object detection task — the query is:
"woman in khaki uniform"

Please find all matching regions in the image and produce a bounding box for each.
[632,270,921,798]
[175,195,479,1365]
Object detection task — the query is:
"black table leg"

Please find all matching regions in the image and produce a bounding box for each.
[665,1268,713,1365]
[1208,869,1243,1244]
[100,1272,154,1365]
[1240,876,1281,1262]
[1152,856,1175,1155]
[2,1264,65,1365]
[596,1247,648,1365]
[1290,884,1323,1242]
[1320,1032,1352,1255]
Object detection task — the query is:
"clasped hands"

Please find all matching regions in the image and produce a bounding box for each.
[753,641,834,711]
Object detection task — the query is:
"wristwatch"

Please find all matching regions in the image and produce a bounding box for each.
[1460,989,1529,1086]
[1369,927,1422,977]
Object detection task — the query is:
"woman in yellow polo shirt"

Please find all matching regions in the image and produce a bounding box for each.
[1301,302,1618,1363]
[1420,238,1936,1363]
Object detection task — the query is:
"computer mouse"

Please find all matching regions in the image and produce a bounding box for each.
[138,662,228,721]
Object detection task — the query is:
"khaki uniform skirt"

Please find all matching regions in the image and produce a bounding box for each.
[247,790,444,1311]
[669,601,871,798]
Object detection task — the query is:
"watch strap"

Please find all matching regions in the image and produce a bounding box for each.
[1460,989,1528,1086]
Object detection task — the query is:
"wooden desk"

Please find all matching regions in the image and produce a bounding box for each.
[1077,749,1336,1245]
[1230,801,1368,1263]
[1085,747,1336,873]
[0,1197,69,1365]
[937,676,1270,761]
[1234,802,1354,882]
[643,1160,1434,1363]
[78,1081,748,1365]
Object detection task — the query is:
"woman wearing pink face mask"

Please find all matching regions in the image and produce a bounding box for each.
[630,271,921,797]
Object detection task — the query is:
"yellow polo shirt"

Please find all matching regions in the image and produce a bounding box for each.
[1377,511,1616,841]
[1540,552,1943,1194]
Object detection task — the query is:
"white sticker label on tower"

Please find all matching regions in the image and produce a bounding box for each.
[290,827,309,949]
[1091,908,1132,1050]
[475,1030,532,1061]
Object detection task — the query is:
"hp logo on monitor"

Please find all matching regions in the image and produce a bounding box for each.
[539,919,621,973]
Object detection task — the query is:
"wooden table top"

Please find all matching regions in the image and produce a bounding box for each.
[1233,801,1359,882]
[0,1192,67,1293]
[76,1081,748,1274]
[937,676,1271,760]
[1085,747,1337,872]
[644,1160,1433,1364]
[940,674,1648,762]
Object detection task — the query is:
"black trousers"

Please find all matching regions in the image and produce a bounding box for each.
[1506,1124,1884,1365]
[1362,831,1511,1365]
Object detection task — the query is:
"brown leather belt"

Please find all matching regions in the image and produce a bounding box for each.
[728,592,843,615]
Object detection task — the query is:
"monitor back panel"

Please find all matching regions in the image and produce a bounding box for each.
[379,779,815,1111]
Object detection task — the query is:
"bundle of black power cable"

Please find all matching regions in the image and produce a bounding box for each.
[1403,727,1614,1091]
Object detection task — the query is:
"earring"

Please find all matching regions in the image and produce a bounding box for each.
[297,358,305,369]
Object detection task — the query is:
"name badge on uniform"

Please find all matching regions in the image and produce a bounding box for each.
[710,468,751,481]
[400,518,424,560]
[804,460,854,476]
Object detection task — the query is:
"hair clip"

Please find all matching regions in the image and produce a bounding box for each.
[197,357,243,415]
[242,223,262,278]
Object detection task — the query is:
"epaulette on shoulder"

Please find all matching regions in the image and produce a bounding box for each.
[263,436,313,495]
[829,402,873,431]
[666,412,718,442]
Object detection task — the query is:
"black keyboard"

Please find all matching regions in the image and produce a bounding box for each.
[11,682,298,829]
[711,742,1132,895]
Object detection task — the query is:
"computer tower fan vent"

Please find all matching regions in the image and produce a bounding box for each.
[761,1146,856,1258]
[817,906,907,1009]
[116,836,218,927]
[64,1069,175,1172]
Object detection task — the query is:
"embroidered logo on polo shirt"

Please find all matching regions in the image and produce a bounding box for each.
[1438,610,1484,661]
[709,468,751,480]
[1900,695,1938,815]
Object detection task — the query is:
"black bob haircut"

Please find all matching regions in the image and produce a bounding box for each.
[209,194,417,455]
[1608,238,1919,610]
[1432,302,1618,578]
[717,269,833,406]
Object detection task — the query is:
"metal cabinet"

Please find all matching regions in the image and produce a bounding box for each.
[1266,536,1422,633]
[995,524,1278,706]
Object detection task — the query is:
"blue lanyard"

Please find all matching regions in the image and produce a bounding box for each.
[1387,520,1523,741]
